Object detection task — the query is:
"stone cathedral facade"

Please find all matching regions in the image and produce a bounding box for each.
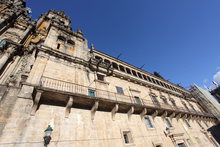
[0,0,219,147]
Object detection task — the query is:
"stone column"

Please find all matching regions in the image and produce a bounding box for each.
[18,25,33,44]
[0,46,16,71]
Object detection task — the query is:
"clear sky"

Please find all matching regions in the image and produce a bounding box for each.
[27,0,220,90]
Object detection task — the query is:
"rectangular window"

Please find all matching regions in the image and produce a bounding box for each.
[122,131,133,144]
[151,95,159,105]
[88,89,96,97]
[165,118,173,128]
[134,96,142,105]
[162,97,168,104]
[177,143,185,147]
[116,86,124,95]
[97,74,104,81]
[57,43,60,49]
[184,120,191,128]
[145,117,154,128]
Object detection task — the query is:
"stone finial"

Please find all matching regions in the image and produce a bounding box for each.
[58,10,65,16]
[76,29,84,36]
[90,44,95,50]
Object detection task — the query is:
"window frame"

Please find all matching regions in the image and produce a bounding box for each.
[164,117,173,128]
[116,86,124,95]
[88,89,96,97]
[144,116,154,129]
[121,130,134,145]
[134,96,142,105]
[97,73,105,81]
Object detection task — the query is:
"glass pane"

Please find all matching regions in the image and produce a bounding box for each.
[165,118,172,128]
[134,97,142,104]
[145,117,154,128]
[88,89,95,97]
[116,86,124,94]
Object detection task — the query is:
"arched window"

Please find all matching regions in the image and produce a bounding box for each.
[104,59,111,64]
[142,75,147,80]
[112,62,118,70]
[57,36,66,42]
[137,72,143,79]
[119,65,125,72]
[95,56,102,61]
[132,70,137,77]
[67,40,75,46]
[126,68,131,74]
[147,76,152,82]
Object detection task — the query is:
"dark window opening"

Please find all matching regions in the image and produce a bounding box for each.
[67,40,75,45]
[126,68,131,74]
[112,62,118,70]
[147,76,152,82]
[122,131,133,144]
[97,74,104,81]
[119,65,125,72]
[58,36,66,42]
[104,59,111,64]
[143,75,147,80]
[132,70,137,77]
[95,56,102,61]
[177,143,185,147]
[57,43,60,49]
[137,72,143,79]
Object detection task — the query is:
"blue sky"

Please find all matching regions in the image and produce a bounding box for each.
[27,0,220,90]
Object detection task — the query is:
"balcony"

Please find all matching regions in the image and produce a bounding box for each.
[30,76,214,119]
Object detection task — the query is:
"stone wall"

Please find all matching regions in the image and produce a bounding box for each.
[0,93,217,147]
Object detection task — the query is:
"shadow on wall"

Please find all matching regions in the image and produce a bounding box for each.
[208,124,220,144]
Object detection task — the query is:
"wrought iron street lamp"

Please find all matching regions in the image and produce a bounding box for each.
[43,125,53,147]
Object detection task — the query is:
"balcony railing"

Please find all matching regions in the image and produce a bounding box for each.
[40,76,212,117]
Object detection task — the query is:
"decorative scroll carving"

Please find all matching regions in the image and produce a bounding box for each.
[65,96,74,118]
[111,104,119,121]
[140,108,147,120]
[91,101,99,120]
[31,90,43,115]
[152,110,158,118]
[161,111,168,118]
[127,106,134,120]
